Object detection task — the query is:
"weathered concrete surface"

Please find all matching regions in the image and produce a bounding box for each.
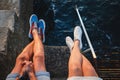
[0,0,33,17]
[0,27,9,55]
[0,10,16,80]
[45,46,70,78]
[0,10,21,80]
[0,0,20,16]
[0,0,11,10]
[0,10,16,32]
[0,0,33,80]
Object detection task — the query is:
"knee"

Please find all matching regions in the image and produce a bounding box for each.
[69,64,81,72]
[70,65,81,72]
[16,54,29,62]
[68,64,82,77]
[33,53,45,61]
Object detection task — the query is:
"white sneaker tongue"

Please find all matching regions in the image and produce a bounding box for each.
[74,26,83,49]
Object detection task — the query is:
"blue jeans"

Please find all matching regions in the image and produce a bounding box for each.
[6,71,50,80]
[67,76,103,80]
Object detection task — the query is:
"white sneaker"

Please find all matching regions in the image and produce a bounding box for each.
[74,26,83,49]
[66,36,74,51]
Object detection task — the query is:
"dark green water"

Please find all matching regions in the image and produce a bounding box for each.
[33,0,120,52]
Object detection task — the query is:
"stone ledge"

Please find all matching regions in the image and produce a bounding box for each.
[0,10,17,55]
[0,0,20,16]
[44,46,69,77]
[0,27,10,55]
[0,1,11,10]
[0,10,20,80]
[0,10,16,32]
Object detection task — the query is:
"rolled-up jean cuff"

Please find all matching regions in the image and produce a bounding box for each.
[35,71,50,77]
[67,76,103,80]
[6,73,19,80]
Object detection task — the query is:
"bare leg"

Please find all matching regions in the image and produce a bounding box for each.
[68,40,83,77]
[82,55,98,76]
[67,25,98,78]
[68,40,98,78]
[11,41,34,74]
[32,29,46,72]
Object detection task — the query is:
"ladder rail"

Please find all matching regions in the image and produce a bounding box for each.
[75,5,97,59]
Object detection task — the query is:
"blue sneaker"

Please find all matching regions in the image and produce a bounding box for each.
[28,14,38,39]
[38,19,46,43]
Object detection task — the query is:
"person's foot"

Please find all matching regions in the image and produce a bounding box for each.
[74,26,83,49]
[38,19,46,43]
[28,14,38,39]
[66,36,74,51]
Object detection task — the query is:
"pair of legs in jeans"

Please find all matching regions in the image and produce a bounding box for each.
[66,26,102,80]
[6,15,50,80]
[6,14,102,80]
[6,27,50,80]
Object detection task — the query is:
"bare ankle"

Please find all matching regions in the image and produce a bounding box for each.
[32,29,37,34]
[74,40,80,46]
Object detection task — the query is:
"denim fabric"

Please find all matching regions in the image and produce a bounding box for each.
[6,73,20,80]
[67,76,103,80]
[35,71,50,80]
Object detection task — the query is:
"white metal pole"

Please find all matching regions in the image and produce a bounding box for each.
[75,6,97,59]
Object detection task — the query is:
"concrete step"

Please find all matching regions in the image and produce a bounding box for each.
[0,0,20,16]
[0,10,18,80]
[0,10,30,80]
[0,27,9,55]
[99,69,120,78]
[0,10,16,32]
